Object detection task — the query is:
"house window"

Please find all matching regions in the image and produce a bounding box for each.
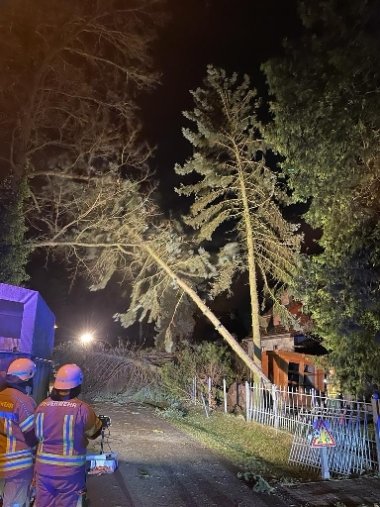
[288,362,300,389]
[303,364,315,390]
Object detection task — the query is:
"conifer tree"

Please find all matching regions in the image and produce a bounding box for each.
[31,173,270,382]
[175,66,301,368]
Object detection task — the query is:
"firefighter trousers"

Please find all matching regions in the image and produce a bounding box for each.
[34,473,86,507]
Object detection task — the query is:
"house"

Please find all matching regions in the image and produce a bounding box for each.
[243,294,327,392]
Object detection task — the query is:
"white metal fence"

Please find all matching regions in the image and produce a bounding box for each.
[191,377,379,476]
[246,383,378,476]
[190,376,228,417]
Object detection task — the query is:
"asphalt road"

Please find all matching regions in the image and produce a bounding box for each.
[86,401,287,507]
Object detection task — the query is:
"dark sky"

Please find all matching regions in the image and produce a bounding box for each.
[31,0,302,345]
[143,0,301,208]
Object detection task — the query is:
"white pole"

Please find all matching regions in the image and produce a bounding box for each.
[371,396,380,470]
[208,376,212,410]
[245,381,250,421]
[272,384,279,431]
[320,447,331,480]
[201,394,209,418]
[223,378,227,413]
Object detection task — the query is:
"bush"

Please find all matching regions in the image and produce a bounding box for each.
[160,341,234,405]
[157,404,188,420]
[53,341,160,401]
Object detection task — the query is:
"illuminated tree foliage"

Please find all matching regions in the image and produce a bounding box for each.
[263,0,380,391]
[0,0,163,181]
[0,0,186,348]
[151,274,196,353]
[0,1,272,380]
[0,0,166,339]
[30,173,269,381]
[175,66,301,368]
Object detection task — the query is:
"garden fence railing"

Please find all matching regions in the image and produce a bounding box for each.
[191,377,379,476]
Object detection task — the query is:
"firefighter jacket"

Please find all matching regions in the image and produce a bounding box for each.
[0,376,37,478]
[34,396,102,477]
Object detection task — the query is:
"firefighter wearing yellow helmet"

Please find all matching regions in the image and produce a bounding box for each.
[34,363,102,506]
[0,357,38,507]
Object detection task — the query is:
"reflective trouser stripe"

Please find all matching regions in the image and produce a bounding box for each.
[0,449,32,461]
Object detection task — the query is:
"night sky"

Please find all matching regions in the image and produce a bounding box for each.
[144,0,301,208]
[30,0,303,345]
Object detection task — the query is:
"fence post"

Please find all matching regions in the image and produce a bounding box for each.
[371,396,380,470]
[311,388,316,407]
[223,377,227,413]
[272,384,279,430]
[245,381,250,421]
[208,376,212,409]
[201,394,209,418]
[192,376,197,405]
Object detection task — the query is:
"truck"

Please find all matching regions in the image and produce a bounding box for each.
[0,282,55,403]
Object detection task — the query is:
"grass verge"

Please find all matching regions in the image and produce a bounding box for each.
[159,406,318,486]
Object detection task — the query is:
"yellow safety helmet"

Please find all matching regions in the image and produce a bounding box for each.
[7,358,37,381]
[54,364,83,390]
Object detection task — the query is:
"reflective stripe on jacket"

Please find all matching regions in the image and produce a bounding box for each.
[35,397,101,477]
[0,387,36,478]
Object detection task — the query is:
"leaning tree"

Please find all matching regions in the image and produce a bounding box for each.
[30,172,271,383]
[0,2,274,382]
[175,66,302,369]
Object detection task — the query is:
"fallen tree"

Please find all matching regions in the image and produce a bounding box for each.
[32,175,271,385]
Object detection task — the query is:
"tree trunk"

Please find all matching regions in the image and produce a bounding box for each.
[235,156,262,370]
[131,243,271,386]
[34,234,271,386]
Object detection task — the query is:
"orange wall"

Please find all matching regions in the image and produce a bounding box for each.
[262,350,325,391]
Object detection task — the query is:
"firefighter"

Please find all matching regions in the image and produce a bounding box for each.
[34,363,102,506]
[0,357,37,507]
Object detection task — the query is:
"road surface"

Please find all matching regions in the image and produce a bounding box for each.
[86,401,287,507]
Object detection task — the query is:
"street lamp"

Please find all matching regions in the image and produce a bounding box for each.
[79,331,94,346]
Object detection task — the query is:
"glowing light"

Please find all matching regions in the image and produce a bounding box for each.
[79,332,94,346]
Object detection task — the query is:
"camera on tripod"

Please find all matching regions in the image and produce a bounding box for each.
[98,414,111,428]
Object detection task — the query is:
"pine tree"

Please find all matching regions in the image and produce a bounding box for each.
[175,66,301,369]
[31,173,270,382]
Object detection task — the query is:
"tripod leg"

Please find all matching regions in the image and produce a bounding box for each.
[100,429,105,454]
